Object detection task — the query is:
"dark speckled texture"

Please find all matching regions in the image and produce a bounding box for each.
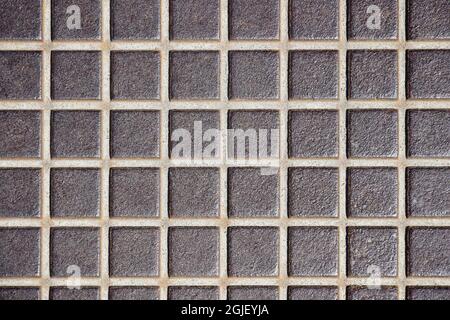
[0,288,40,301]
[0,0,41,40]
[407,287,450,300]
[347,286,398,300]
[168,227,219,277]
[168,287,219,300]
[108,287,159,300]
[49,287,99,300]
[407,0,450,40]
[227,287,279,300]
[288,287,338,300]
[228,227,279,277]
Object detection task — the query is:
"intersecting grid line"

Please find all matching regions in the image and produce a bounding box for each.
[0,0,450,300]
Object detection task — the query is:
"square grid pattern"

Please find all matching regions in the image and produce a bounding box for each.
[0,0,449,300]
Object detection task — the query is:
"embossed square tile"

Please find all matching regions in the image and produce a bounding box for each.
[227,167,279,217]
[110,0,160,40]
[110,111,160,158]
[0,111,40,158]
[407,0,450,40]
[288,227,339,276]
[288,286,339,301]
[407,110,450,158]
[347,227,398,277]
[0,51,42,100]
[407,227,450,276]
[109,287,159,300]
[347,50,398,99]
[111,51,160,100]
[228,227,279,277]
[0,0,41,40]
[347,168,398,217]
[289,50,339,99]
[50,227,100,277]
[169,51,220,100]
[227,287,279,300]
[407,287,450,300]
[169,110,220,159]
[168,167,220,217]
[346,286,398,300]
[50,168,100,217]
[51,51,101,100]
[0,288,40,301]
[51,111,100,158]
[49,287,99,300]
[288,110,339,158]
[406,168,450,217]
[0,228,40,277]
[289,0,339,40]
[51,0,101,40]
[168,286,219,300]
[406,50,450,99]
[228,110,280,159]
[228,51,280,100]
[288,167,339,217]
[347,0,398,40]
[0,169,41,217]
[229,0,279,40]
[169,0,219,40]
[168,227,219,277]
[110,168,160,217]
[109,227,160,277]
[347,110,398,158]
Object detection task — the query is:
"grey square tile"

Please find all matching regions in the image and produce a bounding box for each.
[109,287,159,300]
[407,227,450,276]
[289,51,339,99]
[51,0,101,40]
[169,0,219,40]
[229,0,279,40]
[228,227,279,277]
[347,0,398,40]
[111,0,160,40]
[110,168,160,217]
[347,168,398,217]
[50,168,100,217]
[407,287,450,300]
[227,287,279,300]
[288,167,339,217]
[110,111,160,158]
[168,286,219,300]
[109,227,160,277]
[168,227,219,277]
[51,111,100,158]
[288,227,339,276]
[0,51,41,100]
[169,110,220,159]
[289,0,339,40]
[51,51,101,100]
[407,110,450,158]
[406,50,450,99]
[169,51,220,100]
[0,169,40,217]
[0,287,40,301]
[347,227,398,277]
[49,287,99,300]
[288,110,339,158]
[227,110,279,159]
[288,286,339,300]
[228,51,279,100]
[347,50,398,99]
[50,228,100,277]
[0,111,40,158]
[406,168,450,217]
[407,0,450,40]
[0,228,40,277]
[347,286,398,300]
[0,0,41,40]
[168,168,220,218]
[111,51,160,100]
[227,167,279,217]
[347,110,398,158]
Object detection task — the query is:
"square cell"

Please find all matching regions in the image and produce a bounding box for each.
[49,287,99,300]
[0,0,41,40]
[407,287,450,301]
[407,0,450,40]
[108,287,159,300]
[0,288,40,301]
[347,286,398,300]
[168,287,219,300]
[227,227,279,277]
[227,287,279,300]
[288,286,339,301]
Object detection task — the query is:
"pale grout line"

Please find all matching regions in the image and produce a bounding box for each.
[338,0,348,301]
